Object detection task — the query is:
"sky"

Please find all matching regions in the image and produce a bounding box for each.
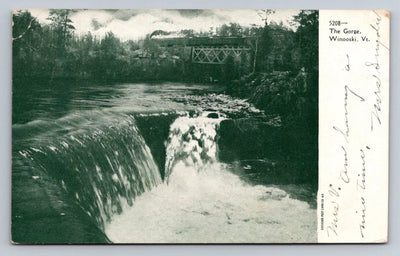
[25,9,300,41]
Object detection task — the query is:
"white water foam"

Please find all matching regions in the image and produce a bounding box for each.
[105,113,316,243]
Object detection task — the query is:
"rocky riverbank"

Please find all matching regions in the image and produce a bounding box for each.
[223,71,318,200]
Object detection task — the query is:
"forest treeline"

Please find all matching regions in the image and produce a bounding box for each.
[12,10,317,84]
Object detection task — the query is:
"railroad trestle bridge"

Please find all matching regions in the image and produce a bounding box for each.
[151,36,257,65]
[191,45,251,64]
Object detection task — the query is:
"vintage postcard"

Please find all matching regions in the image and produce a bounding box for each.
[11,9,389,244]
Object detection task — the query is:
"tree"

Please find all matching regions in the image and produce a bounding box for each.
[12,10,41,42]
[142,35,161,57]
[292,10,318,73]
[12,10,43,77]
[291,10,319,167]
[253,10,276,72]
[96,32,126,80]
[217,23,243,37]
[257,9,275,25]
[256,24,273,72]
[47,10,75,50]
[180,29,195,38]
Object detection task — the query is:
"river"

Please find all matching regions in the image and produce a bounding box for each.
[12,81,316,243]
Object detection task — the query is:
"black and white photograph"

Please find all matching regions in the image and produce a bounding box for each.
[12,9,320,244]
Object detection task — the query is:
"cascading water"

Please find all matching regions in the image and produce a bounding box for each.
[13,111,162,231]
[164,111,225,182]
[105,111,316,243]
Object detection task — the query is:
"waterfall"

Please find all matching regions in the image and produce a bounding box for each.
[164,111,225,182]
[14,111,162,230]
[12,83,317,244]
[105,111,317,243]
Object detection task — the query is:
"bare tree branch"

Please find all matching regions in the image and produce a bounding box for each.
[12,18,34,41]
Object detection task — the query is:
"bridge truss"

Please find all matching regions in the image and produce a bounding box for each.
[191,46,251,64]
